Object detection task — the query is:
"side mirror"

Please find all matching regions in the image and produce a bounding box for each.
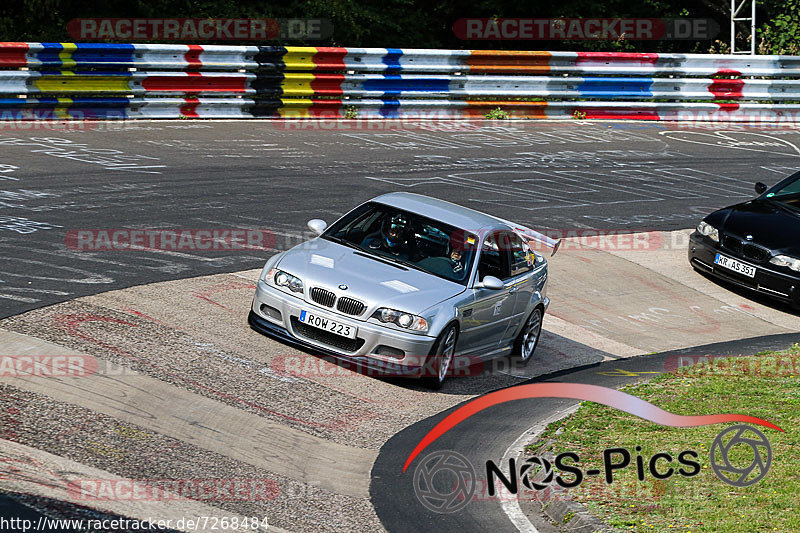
[755,182,768,195]
[475,275,504,290]
[307,219,327,235]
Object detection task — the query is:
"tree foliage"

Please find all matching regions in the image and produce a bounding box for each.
[0,0,798,53]
[758,0,800,54]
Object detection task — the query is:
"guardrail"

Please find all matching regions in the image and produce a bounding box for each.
[2,42,800,121]
[6,72,800,100]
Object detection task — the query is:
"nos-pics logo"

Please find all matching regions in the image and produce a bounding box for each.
[412,424,773,513]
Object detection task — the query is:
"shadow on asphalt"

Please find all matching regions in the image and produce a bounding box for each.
[692,267,800,316]
[0,491,181,533]
[260,327,611,396]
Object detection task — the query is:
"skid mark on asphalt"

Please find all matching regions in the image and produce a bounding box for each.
[1,357,378,498]
[120,307,173,327]
[547,243,789,352]
[116,289,413,411]
[0,384,377,531]
[192,313,407,407]
[2,272,542,450]
[192,281,258,311]
[659,130,800,158]
[601,230,800,332]
[543,314,639,359]
[194,342,302,384]
[50,312,381,432]
[0,438,272,531]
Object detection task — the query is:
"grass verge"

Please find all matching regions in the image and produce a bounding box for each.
[530,345,800,532]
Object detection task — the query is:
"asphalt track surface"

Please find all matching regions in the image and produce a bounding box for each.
[371,332,800,532]
[3,121,800,319]
[1,120,800,532]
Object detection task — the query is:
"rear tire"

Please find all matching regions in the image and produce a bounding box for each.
[422,324,458,390]
[513,307,543,365]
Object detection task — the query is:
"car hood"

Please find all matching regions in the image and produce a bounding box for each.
[713,199,800,255]
[275,238,466,317]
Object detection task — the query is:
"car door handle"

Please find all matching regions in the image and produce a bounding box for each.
[508,286,519,294]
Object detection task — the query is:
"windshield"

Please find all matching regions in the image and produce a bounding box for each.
[766,171,800,212]
[322,202,479,285]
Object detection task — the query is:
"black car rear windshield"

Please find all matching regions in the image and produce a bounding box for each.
[322,202,478,285]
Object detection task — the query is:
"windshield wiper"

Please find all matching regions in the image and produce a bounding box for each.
[370,252,430,274]
[354,247,428,273]
[323,235,362,251]
[353,250,408,270]
[390,256,422,270]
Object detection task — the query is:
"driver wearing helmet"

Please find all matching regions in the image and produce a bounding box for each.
[363,213,416,259]
[448,247,465,274]
[447,230,475,278]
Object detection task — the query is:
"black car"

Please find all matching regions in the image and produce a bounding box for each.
[689,170,800,309]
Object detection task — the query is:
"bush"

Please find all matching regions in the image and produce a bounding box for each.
[485,107,509,120]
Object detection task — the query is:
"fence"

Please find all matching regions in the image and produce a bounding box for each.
[3,43,800,121]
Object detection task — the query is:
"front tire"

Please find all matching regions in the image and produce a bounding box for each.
[513,307,543,364]
[422,324,458,390]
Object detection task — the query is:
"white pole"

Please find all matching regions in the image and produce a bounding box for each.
[751,0,756,54]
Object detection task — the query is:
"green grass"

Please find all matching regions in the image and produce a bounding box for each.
[484,107,509,120]
[343,105,358,119]
[533,344,800,532]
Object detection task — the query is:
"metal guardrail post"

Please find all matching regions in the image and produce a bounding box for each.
[731,0,756,55]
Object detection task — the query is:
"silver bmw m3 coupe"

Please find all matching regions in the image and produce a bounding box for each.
[248,192,559,388]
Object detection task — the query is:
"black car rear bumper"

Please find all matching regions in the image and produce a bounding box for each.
[688,232,800,308]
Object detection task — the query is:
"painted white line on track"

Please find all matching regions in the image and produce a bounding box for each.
[499,404,581,532]
[125,245,222,262]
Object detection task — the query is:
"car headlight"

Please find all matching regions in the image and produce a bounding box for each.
[268,268,304,293]
[769,255,800,272]
[696,221,719,242]
[373,307,428,332]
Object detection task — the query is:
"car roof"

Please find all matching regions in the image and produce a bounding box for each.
[370,192,512,233]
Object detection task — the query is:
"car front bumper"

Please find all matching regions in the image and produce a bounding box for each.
[249,279,440,377]
[688,233,800,307]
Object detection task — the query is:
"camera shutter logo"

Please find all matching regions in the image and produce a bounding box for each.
[710,425,772,487]
[412,450,475,513]
[519,456,554,490]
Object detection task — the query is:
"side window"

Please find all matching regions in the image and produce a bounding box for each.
[477,232,511,281]
[508,232,534,276]
[776,178,800,196]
